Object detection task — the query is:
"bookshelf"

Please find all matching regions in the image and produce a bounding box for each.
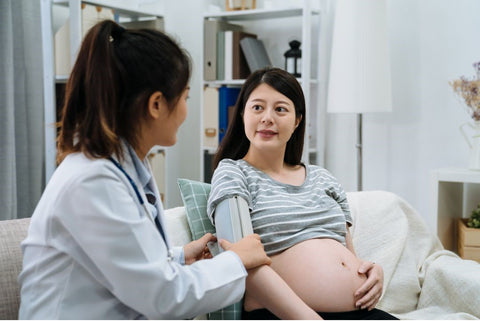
[42,0,171,206]
[200,1,323,182]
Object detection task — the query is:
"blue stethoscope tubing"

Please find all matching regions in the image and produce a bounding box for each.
[108,156,172,259]
[108,157,145,206]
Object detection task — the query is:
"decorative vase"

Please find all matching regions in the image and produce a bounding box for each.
[460,120,480,170]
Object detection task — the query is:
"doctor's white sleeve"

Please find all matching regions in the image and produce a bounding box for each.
[56,167,247,320]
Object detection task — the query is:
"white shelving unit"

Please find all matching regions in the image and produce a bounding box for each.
[431,168,480,252]
[200,1,323,182]
[41,0,172,206]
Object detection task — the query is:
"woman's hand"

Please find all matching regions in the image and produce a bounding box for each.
[183,233,216,265]
[354,261,384,310]
[219,234,271,269]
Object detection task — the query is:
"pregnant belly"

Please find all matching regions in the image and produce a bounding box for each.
[270,238,367,312]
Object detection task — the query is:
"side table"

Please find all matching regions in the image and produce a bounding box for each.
[431,168,480,252]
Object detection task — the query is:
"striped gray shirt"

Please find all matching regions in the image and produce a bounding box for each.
[207,159,352,255]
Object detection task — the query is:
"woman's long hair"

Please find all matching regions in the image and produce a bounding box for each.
[56,20,191,163]
[213,67,306,169]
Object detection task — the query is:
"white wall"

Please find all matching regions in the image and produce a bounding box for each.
[165,0,480,224]
[163,0,318,207]
[326,0,480,224]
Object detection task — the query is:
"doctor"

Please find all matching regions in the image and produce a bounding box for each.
[18,20,270,319]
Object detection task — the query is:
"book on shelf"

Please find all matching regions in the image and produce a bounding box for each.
[218,30,257,80]
[224,31,233,80]
[219,86,241,144]
[55,4,163,77]
[203,86,219,149]
[216,31,226,80]
[55,5,113,76]
[240,37,273,73]
[204,20,243,81]
[232,31,257,79]
[119,18,164,30]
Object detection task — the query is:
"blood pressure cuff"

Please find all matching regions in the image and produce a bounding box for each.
[208,196,253,255]
[178,179,250,320]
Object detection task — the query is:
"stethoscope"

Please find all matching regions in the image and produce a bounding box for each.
[108,156,173,261]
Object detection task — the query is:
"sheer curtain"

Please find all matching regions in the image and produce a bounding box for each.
[0,0,45,220]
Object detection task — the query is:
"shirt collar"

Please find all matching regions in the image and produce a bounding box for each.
[126,143,151,190]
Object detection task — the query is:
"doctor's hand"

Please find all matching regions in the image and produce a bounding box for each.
[354,261,384,311]
[183,233,216,265]
[219,234,271,270]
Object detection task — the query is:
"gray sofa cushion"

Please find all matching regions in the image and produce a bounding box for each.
[0,218,30,320]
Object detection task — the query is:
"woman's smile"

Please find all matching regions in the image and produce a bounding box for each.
[257,129,277,138]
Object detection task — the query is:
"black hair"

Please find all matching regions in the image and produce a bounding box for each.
[57,20,191,162]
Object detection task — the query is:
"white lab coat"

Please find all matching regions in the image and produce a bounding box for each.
[18,145,247,319]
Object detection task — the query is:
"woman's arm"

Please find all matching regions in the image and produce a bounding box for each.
[243,265,322,320]
[345,226,384,310]
[214,198,321,320]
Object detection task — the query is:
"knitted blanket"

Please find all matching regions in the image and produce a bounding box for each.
[348,191,480,320]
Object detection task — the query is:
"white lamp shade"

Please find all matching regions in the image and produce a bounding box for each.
[327,0,392,113]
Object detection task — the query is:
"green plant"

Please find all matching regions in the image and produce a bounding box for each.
[467,204,480,228]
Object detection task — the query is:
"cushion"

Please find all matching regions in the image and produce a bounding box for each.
[163,206,192,247]
[177,178,242,320]
[177,178,215,240]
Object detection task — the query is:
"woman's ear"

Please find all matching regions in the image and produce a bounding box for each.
[147,91,166,120]
[295,115,303,129]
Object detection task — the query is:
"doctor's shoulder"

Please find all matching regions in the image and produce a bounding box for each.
[48,153,113,187]
[25,153,113,232]
[37,154,124,212]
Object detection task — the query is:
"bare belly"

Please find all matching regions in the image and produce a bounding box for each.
[269,238,367,312]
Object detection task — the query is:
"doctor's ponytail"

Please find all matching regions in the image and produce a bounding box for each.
[57,20,191,163]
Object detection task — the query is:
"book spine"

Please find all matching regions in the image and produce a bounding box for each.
[240,37,272,73]
[224,31,233,81]
[204,21,243,81]
[204,20,217,81]
[240,37,257,72]
[203,86,219,149]
[218,86,240,144]
[216,31,225,80]
[233,31,257,79]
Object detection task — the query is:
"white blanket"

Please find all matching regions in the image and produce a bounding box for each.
[348,191,480,320]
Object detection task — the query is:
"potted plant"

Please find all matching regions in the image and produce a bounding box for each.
[458,204,480,262]
[466,204,480,228]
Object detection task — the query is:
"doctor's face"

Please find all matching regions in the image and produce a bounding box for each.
[156,87,189,147]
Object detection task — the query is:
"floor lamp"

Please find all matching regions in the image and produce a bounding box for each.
[327,0,393,191]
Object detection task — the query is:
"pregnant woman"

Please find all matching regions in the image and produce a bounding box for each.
[207,68,397,319]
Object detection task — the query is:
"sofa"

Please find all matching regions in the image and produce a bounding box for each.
[1,190,479,320]
[0,218,29,320]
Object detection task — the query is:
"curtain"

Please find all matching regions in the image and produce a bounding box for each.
[0,0,45,220]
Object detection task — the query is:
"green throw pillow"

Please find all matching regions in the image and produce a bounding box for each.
[177,178,215,240]
[177,178,243,320]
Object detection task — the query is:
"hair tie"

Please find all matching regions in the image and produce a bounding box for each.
[109,25,126,43]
